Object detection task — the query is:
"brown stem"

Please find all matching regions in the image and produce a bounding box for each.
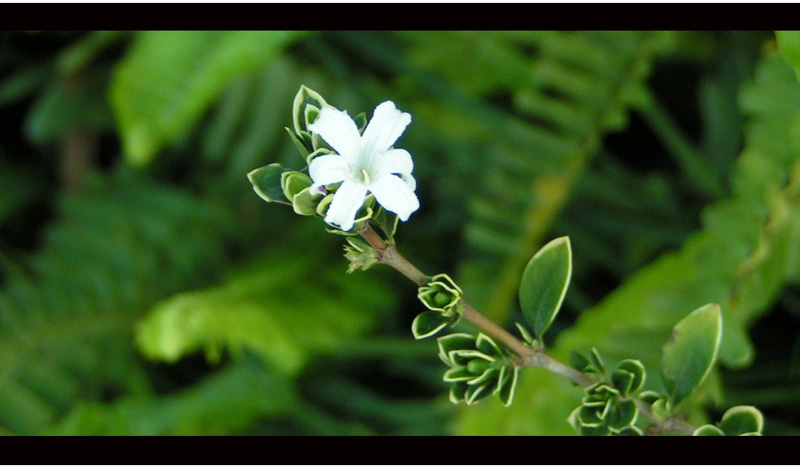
[356,221,696,435]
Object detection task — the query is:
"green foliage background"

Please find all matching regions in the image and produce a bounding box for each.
[1,30,799,435]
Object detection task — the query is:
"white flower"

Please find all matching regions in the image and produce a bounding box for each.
[308,101,419,231]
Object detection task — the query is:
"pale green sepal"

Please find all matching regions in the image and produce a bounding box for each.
[498,367,519,406]
[475,333,503,358]
[306,147,332,166]
[411,310,450,339]
[467,366,499,386]
[661,303,722,405]
[567,407,581,431]
[719,405,763,436]
[515,322,536,346]
[449,381,468,404]
[518,236,572,340]
[580,423,610,436]
[316,193,334,217]
[448,349,495,367]
[589,348,606,375]
[617,426,643,436]
[371,206,400,243]
[465,382,492,405]
[437,333,475,358]
[650,398,671,419]
[281,171,313,201]
[285,127,311,159]
[637,390,663,405]
[343,236,378,273]
[247,163,290,203]
[311,132,332,152]
[443,366,474,382]
[737,432,761,436]
[291,187,321,216]
[569,350,591,371]
[693,424,725,436]
[304,104,320,132]
[577,405,604,426]
[353,111,367,132]
[292,85,328,135]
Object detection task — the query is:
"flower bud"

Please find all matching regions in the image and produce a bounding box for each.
[418,273,464,320]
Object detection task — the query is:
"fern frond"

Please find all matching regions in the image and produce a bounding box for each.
[438,31,674,323]
[0,171,233,434]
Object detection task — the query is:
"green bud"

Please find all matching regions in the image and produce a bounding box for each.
[418,274,464,322]
[437,332,517,407]
[467,358,491,375]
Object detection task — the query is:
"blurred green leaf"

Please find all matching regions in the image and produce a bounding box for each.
[136,249,396,376]
[776,31,800,82]
[110,31,309,166]
[661,303,722,405]
[719,405,763,436]
[518,236,571,340]
[47,357,295,435]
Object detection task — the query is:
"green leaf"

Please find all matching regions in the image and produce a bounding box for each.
[110,31,309,166]
[607,400,637,432]
[411,311,449,339]
[661,303,722,405]
[247,164,290,203]
[693,424,725,436]
[136,250,394,376]
[776,31,800,83]
[719,405,763,436]
[518,236,572,339]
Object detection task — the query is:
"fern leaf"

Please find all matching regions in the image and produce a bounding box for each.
[446,31,674,323]
[0,171,233,434]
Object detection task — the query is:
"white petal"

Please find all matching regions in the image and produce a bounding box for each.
[309,154,351,187]
[361,101,412,156]
[308,107,362,161]
[400,172,417,192]
[325,180,368,231]
[369,174,420,221]
[377,148,414,176]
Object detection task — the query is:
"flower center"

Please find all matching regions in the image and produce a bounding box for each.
[357,168,371,185]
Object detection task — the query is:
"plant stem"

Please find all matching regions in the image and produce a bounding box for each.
[357,222,696,435]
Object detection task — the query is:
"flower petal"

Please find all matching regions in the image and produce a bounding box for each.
[377,148,414,176]
[308,107,362,161]
[362,101,412,156]
[325,180,368,231]
[369,174,420,221]
[309,154,351,187]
